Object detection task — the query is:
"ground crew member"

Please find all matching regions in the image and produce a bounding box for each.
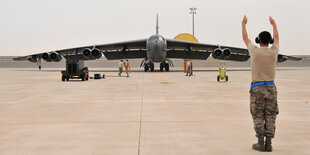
[185,61,191,76]
[123,60,129,77]
[242,16,279,152]
[118,60,124,76]
[125,59,131,73]
[190,62,193,76]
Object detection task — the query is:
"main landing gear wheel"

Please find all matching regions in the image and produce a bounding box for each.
[81,73,86,81]
[160,63,164,71]
[62,75,69,81]
[165,63,169,71]
[144,64,149,72]
[150,63,154,72]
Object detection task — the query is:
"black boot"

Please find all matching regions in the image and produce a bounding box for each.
[252,136,265,151]
[265,137,273,152]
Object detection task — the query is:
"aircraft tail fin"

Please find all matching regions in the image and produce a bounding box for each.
[156,14,159,35]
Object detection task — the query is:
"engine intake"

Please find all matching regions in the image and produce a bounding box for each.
[42,53,52,62]
[83,48,102,59]
[50,52,62,62]
[27,56,38,63]
[277,55,287,63]
[221,48,231,59]
[212,48,231,60]
[91,48,102,59]
[212,48,222,59]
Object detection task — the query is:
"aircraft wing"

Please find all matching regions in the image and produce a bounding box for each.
[166,39,250,61]
[13,39,148,62]
[13,56,28,61]
[277,54,303,62]
[166,39,302,63]
[13,44,95,62]
[98,39,147,60]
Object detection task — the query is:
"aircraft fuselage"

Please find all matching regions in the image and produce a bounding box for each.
[146,34,167,63]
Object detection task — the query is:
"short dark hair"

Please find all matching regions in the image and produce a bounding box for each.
[258,31,272,45]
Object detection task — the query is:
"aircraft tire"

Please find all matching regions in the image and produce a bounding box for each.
[150,63,154,72]
[144,64,149,72]
[81,73,85,81]
[160,63,164,71]
[62,75,65,81]
[226,76,228,81]
[217,75,220,82]
[165,63,169,71]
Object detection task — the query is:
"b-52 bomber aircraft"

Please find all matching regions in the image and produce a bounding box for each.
[14,15,301,81]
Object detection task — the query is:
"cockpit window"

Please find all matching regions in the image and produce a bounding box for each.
[149,35,165,41]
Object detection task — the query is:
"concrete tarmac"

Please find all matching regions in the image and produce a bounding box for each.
[0,67,309,155]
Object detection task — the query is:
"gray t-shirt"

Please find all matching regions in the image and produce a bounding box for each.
[247,43,279,82]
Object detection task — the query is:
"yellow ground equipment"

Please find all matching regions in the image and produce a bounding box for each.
[217,61,228,82]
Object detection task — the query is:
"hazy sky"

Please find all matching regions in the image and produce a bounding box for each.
[0,0,309,56]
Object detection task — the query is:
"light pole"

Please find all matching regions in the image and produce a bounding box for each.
[189,7,197,36]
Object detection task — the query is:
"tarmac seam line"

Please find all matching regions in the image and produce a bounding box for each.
[137,73,144,155]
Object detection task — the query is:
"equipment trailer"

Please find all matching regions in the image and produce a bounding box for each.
[61,60,89,81]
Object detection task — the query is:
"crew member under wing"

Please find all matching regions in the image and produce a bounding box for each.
[14,15,302,72]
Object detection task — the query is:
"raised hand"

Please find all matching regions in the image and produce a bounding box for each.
[242,15,251,46]
[269,16,276,26]
[242,15,248,25]
[269,16,279,44]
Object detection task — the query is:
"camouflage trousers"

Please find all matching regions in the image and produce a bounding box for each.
[250,84,279,138]
[186,66,191,76]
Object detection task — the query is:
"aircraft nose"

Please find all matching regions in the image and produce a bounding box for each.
[154,40,160,48]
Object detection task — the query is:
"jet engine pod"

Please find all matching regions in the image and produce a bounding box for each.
[83,48,92,59]
[277,55,288,63]
[212,48,222,59]
[91,48,102,59]
[42,53,52,62]
[27,56,38,63]
[83,48,102,59]
[221,48,231,59]
[50,52,62,62]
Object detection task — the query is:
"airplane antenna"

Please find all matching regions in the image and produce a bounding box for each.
[156,14,159,35]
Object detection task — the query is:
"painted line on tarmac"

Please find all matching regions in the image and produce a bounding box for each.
[156,73,310,101]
